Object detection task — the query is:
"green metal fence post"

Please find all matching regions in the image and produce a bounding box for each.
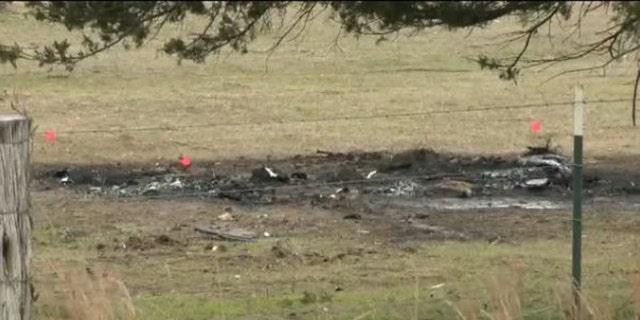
[572,85,585,319]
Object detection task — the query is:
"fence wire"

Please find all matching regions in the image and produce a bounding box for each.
[37,97,634,135]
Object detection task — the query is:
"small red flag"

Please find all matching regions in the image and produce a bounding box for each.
[531,121,542,134]
[44,130,57,143]
[179,156,192,168]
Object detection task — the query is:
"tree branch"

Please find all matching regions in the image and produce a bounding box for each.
[503,5,563,78]
[327,23,345,55]
[33,4,179,70]
[254,3,317,72]
[538,42,640,84]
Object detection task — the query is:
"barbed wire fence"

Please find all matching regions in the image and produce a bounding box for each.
[8,93,637,320]
[33,97,634,135]
[27,96,638,203]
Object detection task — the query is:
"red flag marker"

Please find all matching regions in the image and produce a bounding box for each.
[44,130,57,143]
[179,156,192,168]
[531,121,542,134]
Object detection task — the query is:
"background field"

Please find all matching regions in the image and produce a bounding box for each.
[1,3,638,166]
[1,3,640,320]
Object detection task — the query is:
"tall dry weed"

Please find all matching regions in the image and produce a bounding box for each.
[486,261,527,320]
[45,262,136,320]
[630,272,640,317]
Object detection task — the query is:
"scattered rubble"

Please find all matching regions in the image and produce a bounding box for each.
[42,147,627,208]
[366,170,377,179]
[194,225,257,242]
[525,178,550,190]
[481,153,572,192]
[217,212,235,221]
[250,166,289,184]
[381,180,425,196]
[323,166,364,183]
[429,180,474,198]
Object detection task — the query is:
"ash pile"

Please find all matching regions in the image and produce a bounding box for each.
[51,166,308,203]
[46,147,590,204]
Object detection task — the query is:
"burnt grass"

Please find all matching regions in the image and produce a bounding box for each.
[32,147,640,205]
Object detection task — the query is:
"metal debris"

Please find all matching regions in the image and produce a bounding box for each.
[194,226,257,242]
[381,180,425,196]
[265,167,278,178]
[481,153,572,192]
[518,154,571,177]
[169,179,184,189]
[60,176,73,185]
[45,149,601,205]
[525,178,550,190]
[250,166,289,184]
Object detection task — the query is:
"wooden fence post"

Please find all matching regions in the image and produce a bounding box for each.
[0,115,32,320]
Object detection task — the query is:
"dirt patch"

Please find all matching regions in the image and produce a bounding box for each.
[30,147,640,249]
[34,148,634,207]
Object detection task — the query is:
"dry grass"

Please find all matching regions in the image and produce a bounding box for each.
[450,263,640,320]
[38,262,136,320]
[1,2,640,319]
[0,4,638,166]
[487,266,526,320]
[631,272,640,317]
[28,190,640,320]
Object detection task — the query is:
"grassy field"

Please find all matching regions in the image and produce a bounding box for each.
[2,3,640,319]
[30,192,640,320]
[1,3,638,165]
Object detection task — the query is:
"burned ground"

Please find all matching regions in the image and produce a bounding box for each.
[31,147,640,245]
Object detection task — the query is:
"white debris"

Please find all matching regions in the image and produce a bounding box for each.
[329,188,345,199]
[518,154,571,176]
[263,231,271,237]
[386,180,423,196]
[60,176,72,185]
[169,179,184,189]
[146,182,161,190]
[366,170,377,179]
[264,167,278,178]
[525,178,549,189]
[217,212,234,221]
[89,186,102,193]
[431,283,446,289]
